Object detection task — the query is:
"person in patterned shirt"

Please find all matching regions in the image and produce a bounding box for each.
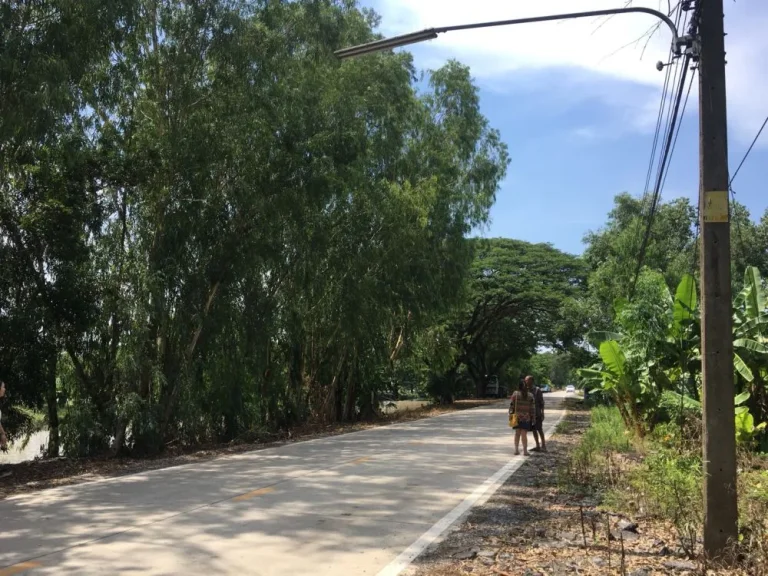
[509,377,535,456]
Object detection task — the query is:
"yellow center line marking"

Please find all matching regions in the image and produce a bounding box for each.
[0,562,42,576]
[233,486,275,502]
[350,456,371,464]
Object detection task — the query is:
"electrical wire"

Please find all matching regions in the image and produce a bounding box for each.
[660,65,697,194]
[728,114,768,266]
[729,115,768,188]
[629,51,691,298]
[629,2,687,291]
[629,1,701,299]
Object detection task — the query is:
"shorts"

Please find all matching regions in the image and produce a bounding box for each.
[514,421,532,431]
[532,419,543,432]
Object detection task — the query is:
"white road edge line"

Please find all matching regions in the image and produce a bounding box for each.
[377,406,567,576]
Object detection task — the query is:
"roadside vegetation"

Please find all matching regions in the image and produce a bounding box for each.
[3,12,768,573]
[1,0,588,462]
[560,265,768,571]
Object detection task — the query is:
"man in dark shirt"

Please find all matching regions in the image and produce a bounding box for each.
[526,375,547,453]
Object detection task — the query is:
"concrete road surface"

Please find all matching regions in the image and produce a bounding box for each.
[0,393,566,576]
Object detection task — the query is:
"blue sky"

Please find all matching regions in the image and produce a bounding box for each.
[361,0,768,255]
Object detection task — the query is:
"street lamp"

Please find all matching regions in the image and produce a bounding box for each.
[335,7,683,60]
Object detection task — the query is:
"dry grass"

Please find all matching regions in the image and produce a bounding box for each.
[410,403,764,576]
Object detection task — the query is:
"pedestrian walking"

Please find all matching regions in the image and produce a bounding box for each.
[509,377,535,456]
[528,375,547,452]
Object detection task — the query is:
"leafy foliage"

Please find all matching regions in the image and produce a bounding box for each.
[0,0,513,456]
[431,238,588,401]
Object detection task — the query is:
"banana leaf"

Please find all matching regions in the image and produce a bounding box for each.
[744,267,766,319]
[734,353,754,382]
[599,341,626,378]
[672,273,697,335]
[734,338,768,355]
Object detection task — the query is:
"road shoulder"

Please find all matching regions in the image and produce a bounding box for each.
[407,399,591,576]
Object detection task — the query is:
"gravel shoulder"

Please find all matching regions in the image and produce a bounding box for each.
[407,401,710,576]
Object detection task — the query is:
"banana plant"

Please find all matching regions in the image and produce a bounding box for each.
[661,390,766,445]
[732,267,768,383]
[579,339,651,435]
[735,391,767,445]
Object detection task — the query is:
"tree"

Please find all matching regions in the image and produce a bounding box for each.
[442,238,588,399]
[0,0,511,456]
[583,193,697,313]
[0,0,136,455]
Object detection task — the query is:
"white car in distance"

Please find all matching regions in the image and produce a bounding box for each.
[565,385,576,394]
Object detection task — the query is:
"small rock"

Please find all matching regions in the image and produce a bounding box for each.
[454,548,478,560]
[541,540,568,549]
[477,549,496,558]
[658,545,673,556]
[535,527,547,538]
[558,531,577,542]
[663,560,698,572]
[617,519,639,533]
[610,530,640,541]
[591,557,608,567]
[630,567,652,576]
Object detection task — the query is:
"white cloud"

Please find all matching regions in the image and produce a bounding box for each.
[373,0,768,145]
[572,126,600,140]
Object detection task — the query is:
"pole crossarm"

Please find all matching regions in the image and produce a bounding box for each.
[335,7,682,59]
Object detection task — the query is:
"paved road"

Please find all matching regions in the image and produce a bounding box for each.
[0,393,567,576]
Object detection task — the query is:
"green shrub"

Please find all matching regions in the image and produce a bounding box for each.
[605,446,703,557]
[60,398,109,457]
[562,406,632,489]
[586,406,633,453]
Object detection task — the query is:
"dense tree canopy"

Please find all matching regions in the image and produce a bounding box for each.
[2,1,765,466]
[0,0,510,456]
[422,238,588,401]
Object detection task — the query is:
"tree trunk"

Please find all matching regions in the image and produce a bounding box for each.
[45,353,59,458]
[342,352,358,422]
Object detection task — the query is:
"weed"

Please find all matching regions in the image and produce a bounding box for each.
[555,420,574,435]
[734,453,768,574]
[560,406,632,489]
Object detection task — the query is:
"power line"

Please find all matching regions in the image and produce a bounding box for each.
[728,113,768,265]
[630,51,692,298]
[660,65,697,194]
[631,2,686,286]
[729,114,768,187]
[629,0,702,298]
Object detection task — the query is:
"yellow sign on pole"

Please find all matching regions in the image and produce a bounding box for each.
[703,190,729,223]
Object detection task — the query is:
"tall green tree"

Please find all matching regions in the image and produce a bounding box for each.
[433,238,587,400]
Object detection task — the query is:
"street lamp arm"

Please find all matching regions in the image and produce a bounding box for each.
[335,6,681,59]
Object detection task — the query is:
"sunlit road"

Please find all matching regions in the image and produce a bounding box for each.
[0,393,567,576]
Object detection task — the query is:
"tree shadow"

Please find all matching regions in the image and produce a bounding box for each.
[0,402,568,575]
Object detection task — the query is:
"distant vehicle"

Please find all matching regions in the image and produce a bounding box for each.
[540,384,551,393]
[485,375,506,398]
[565,385,576,394]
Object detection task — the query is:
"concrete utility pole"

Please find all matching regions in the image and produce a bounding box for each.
[697,0,738,557]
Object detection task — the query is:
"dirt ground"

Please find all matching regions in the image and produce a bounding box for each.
[0,399,496,500]
[407,402,723,576]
